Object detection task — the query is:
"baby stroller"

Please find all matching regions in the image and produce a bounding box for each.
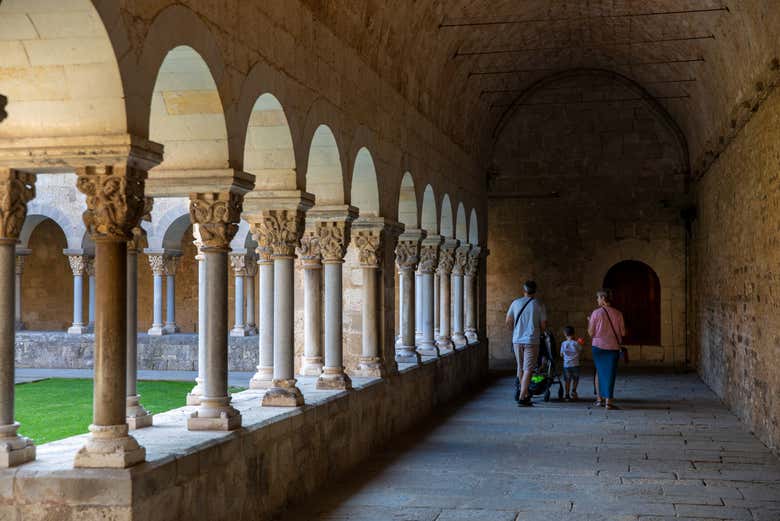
[528,330,565,402]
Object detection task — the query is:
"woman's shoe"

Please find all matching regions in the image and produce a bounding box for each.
[593,399,603,407]
[605,403,620,410]
[571,391,578,401]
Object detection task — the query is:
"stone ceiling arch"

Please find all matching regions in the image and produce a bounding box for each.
[242,93,297,191]
[440,194,454,238]
[398,172,418,230]
[305,124,346,206]
[455,203,467,242]
[468,209,479,245]
[421,185,438,234]
[0,0,128,140]
[350,147,380,217]
[20,213,80,251]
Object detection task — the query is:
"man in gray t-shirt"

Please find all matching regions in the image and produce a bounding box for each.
[505,280,547,406]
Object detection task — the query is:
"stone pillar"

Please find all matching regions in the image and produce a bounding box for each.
[0,169,36,467]
[66,254,88,335]
[464,246,481,343]
[73,164,148,468]
[146,254,165,336]
[126,224,152,429]
[297,228,323,376]
[434,269,440,338]
[229,253,248,337]
[353,222,386,377]
[253,204,311,407]
[85,256,95,332]
[395,230,424,364]
[414,272,422,344]
[314,208,357,390]
[14,252,28,331]
[451,244,470,348]
[187,227,207,405]
[436,239,458,351]
[417,236,442,357]
[244,257,257,335]
[163,255,180,334]
[249,243,273,389]
[187,192,244,431]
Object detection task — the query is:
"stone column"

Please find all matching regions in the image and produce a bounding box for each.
[436,239,458,351]
[244,257,257,335]
[229,253,248,337]
[417,236,441,357]
[74,164,147,468]
[434,270,440,338]
[451,244,470,348]
[163,255,180,334]
[297,228,323,376]
[187,192,243,431]
[146,254,165,335]
[187,227,207,404]
[85,256,95,332]
[126,225,152,429]
[254,205,311,407]
[395,230,424,364]
[315,208,357,390]
[464,246,481,343]
[66,254,88,335]
[14,252,28,331]
[249,243,273,389]
[0,169,36,467]
[415,272,422,344]
[353,222,385,377]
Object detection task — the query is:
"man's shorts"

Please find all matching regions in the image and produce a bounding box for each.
[513,343,539,373]
[563,366,581,381]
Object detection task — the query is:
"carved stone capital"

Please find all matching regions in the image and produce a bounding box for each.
[465,246,482,277]
[244,256,258,277]
[437,246,456,275]
[229,253,247,276]
[163,255,179,277]
[418,244,440,274]
[251,210,305,258]
[296,228,321,266]
[452,245,471,276]
[76,165,146,241]
[189,192,243,250]
[127,226,146,253]
[0,169,36,241]
[395,240,420,270]
[148,254,165,276]
[317,220,351,263]
[354,229,382,268]
[68,255,86,276]
[84,257,95,277]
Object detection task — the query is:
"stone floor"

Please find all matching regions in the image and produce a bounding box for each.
[278,372,780,521]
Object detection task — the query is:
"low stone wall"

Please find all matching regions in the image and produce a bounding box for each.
[15,331,258,371]
[0,342,489,521]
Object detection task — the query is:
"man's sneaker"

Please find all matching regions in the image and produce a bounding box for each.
[518,397,533,407]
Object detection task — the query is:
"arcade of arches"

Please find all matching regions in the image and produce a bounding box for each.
[0,1,779,519]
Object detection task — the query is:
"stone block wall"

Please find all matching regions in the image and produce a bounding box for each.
[486,74,688,370]
[692,85,780,454]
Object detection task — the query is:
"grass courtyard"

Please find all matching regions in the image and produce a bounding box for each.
[16,378,245,444]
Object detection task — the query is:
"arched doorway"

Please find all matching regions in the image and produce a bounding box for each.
[603,261,661,346]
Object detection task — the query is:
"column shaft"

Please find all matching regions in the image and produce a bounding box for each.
[245,274,256,334]
[397,267,418,363]
[67,256,87,335]
[126,245,151,429]
[317,261,351,389]
[437,270,453,350]
[164,274,176,331]
[434,271,440,337]
[147,255,165,336]
[301,262,323,375]
[250,255,273,388]
[14,256,23,330]
[451,273,465,347]
[187,249,207,404]
[415,272,422,342]
[87,270,95,329]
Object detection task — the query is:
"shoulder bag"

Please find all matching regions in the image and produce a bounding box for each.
[601,307,629,364]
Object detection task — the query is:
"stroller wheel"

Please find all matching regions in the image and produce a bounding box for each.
[544,389,551,402]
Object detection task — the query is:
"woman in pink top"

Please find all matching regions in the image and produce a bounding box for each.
[588,289,626,410]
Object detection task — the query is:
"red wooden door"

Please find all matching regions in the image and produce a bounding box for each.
[603,260,661,345]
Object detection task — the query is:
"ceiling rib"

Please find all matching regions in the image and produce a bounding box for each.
[469,58,706,78]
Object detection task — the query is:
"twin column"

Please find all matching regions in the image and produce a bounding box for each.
[146,252,179,335]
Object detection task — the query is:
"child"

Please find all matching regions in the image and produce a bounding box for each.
[560,326,583,401]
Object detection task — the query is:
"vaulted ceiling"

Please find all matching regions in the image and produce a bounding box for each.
[302,0,780,174]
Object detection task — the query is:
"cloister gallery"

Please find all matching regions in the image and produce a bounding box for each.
[1,1,780,520]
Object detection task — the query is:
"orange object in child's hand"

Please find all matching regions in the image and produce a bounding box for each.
[576,337,585,345]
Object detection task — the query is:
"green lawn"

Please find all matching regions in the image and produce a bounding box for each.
[16,379,245,444]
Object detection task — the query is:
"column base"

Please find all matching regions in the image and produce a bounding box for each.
[452,333,468,349]
[147,325,166,336]
[300,356,324,376]
[229,326,249,337]
[186,378,204,405]
[417,342,440,357]
[395,346,422,365]
[187,397,242,431]
[316,369,352,390]
[465,329,478,344]
[67,324,88,335]
[126,395,153,430]
[261,379,304,407]
[14,321,24,331]
[249,367,274,389]
[85,323,95,333]
[0,423,35,468]
[436,337,454,351]
[353,357,387,378]
[244,325,258,336]
[73,424,145,468]
[162,324,180,334]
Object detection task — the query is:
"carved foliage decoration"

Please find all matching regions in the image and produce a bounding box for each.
[244,256,258,277]
[437,247,455,275]
[77,165,145,241]
[354,229,382,268]
[296,229,321,264]
[317,221,350,262]
[164,255,179,277]
[452,246,470,276]
[394,240,419,269]
[229,253,247,276]
[68,255,86,276]
[148,254,165,276]
[417,244,439,274]
[466,247,481,277]
[254,210,304,257]
[0,169,36,240]
[84,257,95,277]
[189,192,242,249]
